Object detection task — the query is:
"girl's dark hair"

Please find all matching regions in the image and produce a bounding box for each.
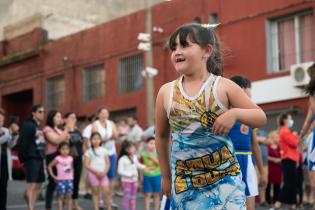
[118,140,134,163]
[58,141,69,151]
[64,112,75,119]
[230,75,251,89]
[46,110,60,128]
[88,114,96,123]
[277,113,290,127]
[169,23,223,76]
[305,64,315,96]
[145,136,155,143]
[90,132,102,156]
[307,63,315,79]
[305,80,315,96]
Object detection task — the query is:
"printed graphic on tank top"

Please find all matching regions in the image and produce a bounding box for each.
[167,74,246,210]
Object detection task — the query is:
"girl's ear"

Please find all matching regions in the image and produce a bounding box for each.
[203,44,213,59]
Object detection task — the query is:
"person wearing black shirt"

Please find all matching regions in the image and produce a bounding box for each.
[19,105,46,210]
[64,112,84,210]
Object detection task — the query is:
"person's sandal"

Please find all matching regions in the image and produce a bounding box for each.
[73,206,83,210]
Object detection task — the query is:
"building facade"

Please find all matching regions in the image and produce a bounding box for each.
[0,0,314,131]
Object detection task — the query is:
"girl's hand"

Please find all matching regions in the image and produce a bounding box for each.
[162,176,172,198]
[96,172,104,179]
[212,109,237,136]
[144,167,154,173]
[92,123,98,133]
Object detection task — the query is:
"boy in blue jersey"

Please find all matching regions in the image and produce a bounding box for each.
[229,76,267,210]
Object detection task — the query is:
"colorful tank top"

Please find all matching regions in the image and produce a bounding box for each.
[167,74,246,210]
[308,114,315,170]
[229,121,253,153]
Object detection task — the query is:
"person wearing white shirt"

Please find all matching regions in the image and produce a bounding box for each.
[127,116,143,144]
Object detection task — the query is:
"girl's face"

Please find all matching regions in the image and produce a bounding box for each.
[91,135,101,147]
[53,112,63,126]
[127,145,136,156]
[146,140,156,151]
[60,145,70,156]
[171,35,209,75]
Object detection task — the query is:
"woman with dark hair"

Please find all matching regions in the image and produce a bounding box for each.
[271,113,299,210]
[299,63,315,207]
[64,112,83,210]
[44,110,70,210]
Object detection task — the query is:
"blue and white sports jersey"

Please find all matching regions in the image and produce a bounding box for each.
[229,121,252,153]
[166,74,246,210]
[308,114,315,170]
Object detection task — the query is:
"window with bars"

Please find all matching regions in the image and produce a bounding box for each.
[46,76,65,108]
[83,64,105,101]
[267,11,314,73]
[119,54,144,93]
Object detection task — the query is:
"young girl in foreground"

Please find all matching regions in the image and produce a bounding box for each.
[48,142,73,210]
[155,23,267,210]
[84,132,111,210]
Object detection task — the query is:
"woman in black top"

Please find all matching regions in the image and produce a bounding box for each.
[19,105,46,210]
[64,112,84,210]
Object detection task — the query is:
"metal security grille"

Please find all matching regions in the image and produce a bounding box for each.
[46,75,64,108]
[119,54,144,93]
[267,11,314,72]
[83,64,105,101]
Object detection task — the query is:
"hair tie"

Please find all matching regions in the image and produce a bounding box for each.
[201,23,220,29]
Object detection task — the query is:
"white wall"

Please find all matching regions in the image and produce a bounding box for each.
[252,75,307,104]
[0,0,162,40]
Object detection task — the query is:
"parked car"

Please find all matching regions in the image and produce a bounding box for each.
[11,144,25,180]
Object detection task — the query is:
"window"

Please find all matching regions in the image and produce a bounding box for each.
[119,54,144,93]
[83,64,105,101]
[267,11,314,73]
[46,76,64,108]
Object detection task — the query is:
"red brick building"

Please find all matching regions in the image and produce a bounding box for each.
[0,0,314,131]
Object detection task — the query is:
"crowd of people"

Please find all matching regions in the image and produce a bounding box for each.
[0,105,162,210]
[0,22,314,210]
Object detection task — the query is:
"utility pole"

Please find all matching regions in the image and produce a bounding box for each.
[144,0,154,126]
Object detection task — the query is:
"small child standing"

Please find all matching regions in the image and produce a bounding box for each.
[118,140,146,210]
[139,136,161,210]
[48,142,74,210]
[84,132,111,210]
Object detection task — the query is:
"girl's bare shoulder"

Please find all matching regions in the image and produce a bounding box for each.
[157,81,175,111]
[158,81,173,94]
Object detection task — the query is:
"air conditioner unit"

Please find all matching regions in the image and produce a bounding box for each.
[290,62,314,87]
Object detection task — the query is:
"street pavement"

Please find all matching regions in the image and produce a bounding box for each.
[6,180,310,210]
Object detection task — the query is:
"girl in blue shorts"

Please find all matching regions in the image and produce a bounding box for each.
[140,136,161,210]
